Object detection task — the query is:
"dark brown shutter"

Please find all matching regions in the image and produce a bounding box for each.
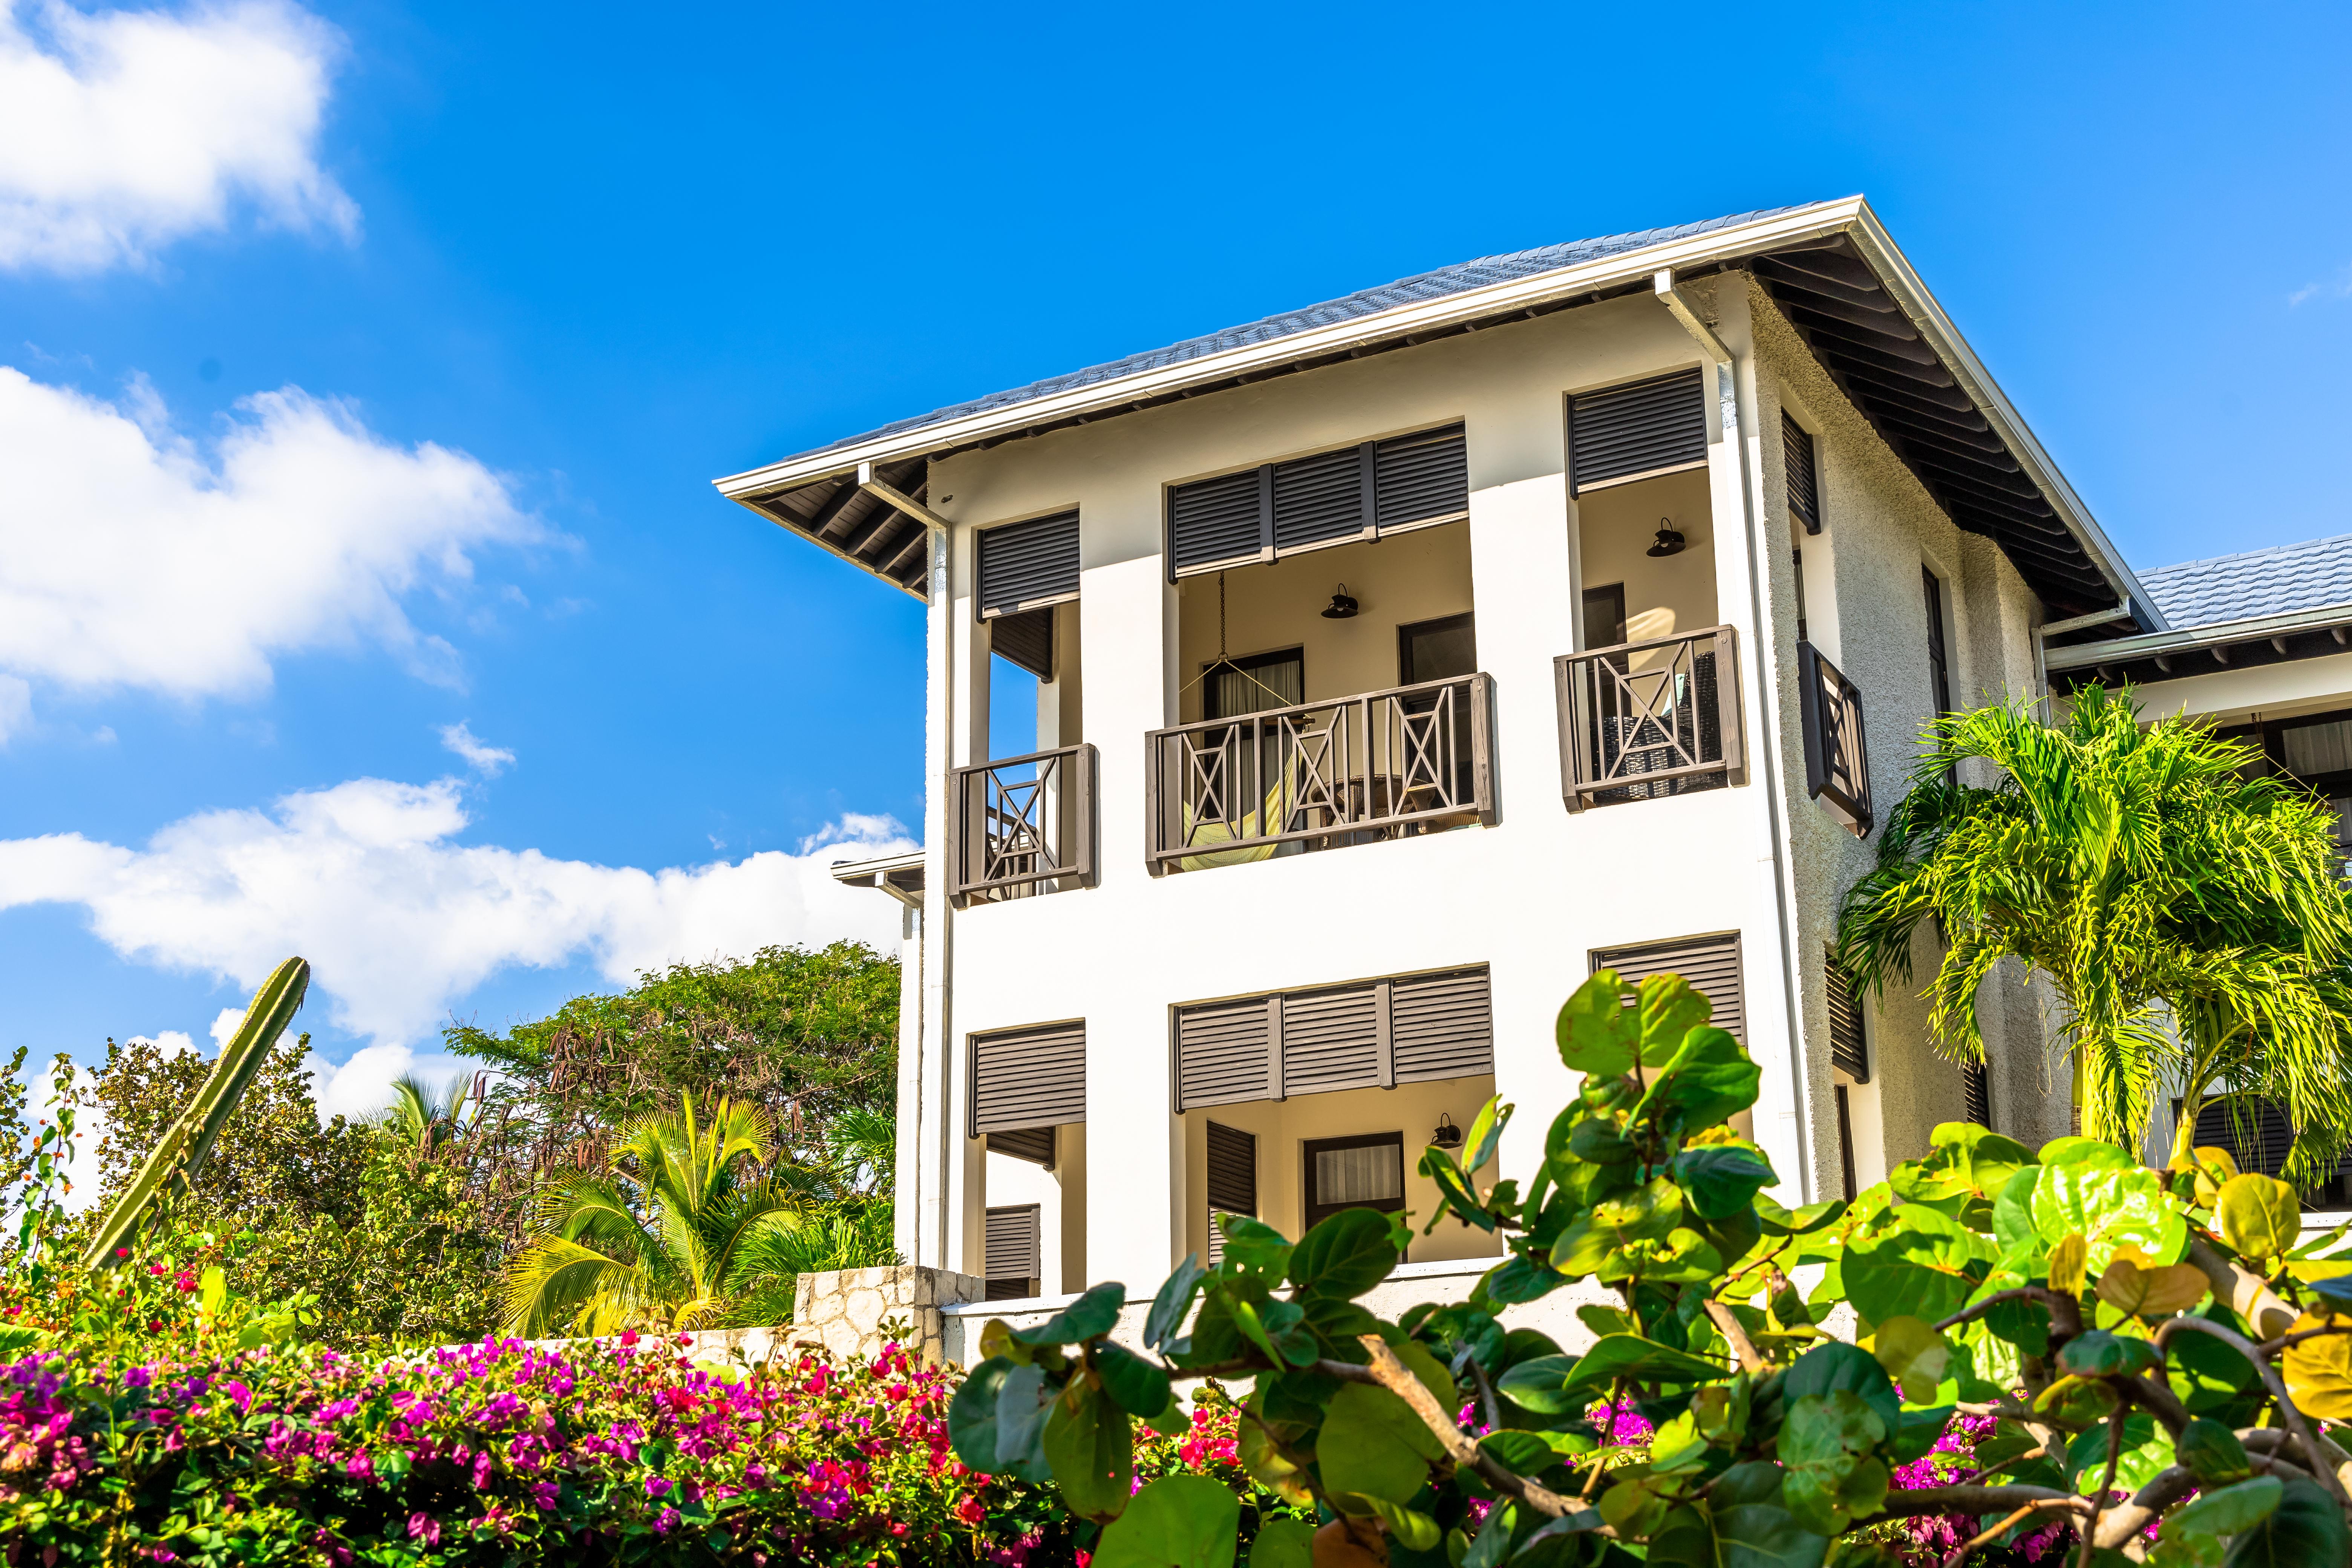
[1205,1121,1257,1216]
[1170,423,1468,578]
[1593,933,1745,1046]
[1390,968,1493,1083]
[1784,413,1821,534]
[1175,997,1273,1112]
[1825,952,1868,1083]
[1168,470,1264,577]
[987,1126,1056,1167]
[969,1021,1086,1136]
[1280,983,1381,1097]
[990,605,1054,680]
[1965,1064,1993,1130]
[1272,445,1366,553]
[1570,369,1707,495]
[1374,424,1468,532]
[977,510,1079,619]
[984,1204,1040,1298]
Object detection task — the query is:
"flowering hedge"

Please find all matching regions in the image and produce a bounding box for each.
[0,1318,1301,1565]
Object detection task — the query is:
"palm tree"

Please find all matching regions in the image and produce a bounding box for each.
[501,1092,798,1336]
[1836,685,2352,1183]
[375,1072,474,1159]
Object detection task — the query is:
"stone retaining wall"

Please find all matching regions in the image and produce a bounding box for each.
[789,1265,986,1364]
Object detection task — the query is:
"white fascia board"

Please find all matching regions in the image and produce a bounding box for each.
[1839,205,2159,628]
[712,200,1869,501]
[2043,601,2352,672]
[830,849,926,886]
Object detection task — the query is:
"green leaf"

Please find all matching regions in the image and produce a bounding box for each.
[1496,1353,1582,1414]
[1560,1333,1728,1396]
[2176,1419,2252,1484]
[1319,1380,1444,1503]
[1092,1475,1243,1568]
[1012,1280,1129,1346]
[1481,1253,1563,1305]
[1246,1519,1315,1568]
[947,1358,1015,1473]
[994,1362,1055,1481]
[1784,1341,1900,1431]
[2065,1414,2168,1495]
[1289,1208,1401,1299]
[1992,1167,2043,1252]
[1843,1209,1997,1326]
[1463,1504,1517,1568]
[1478,1430,1559,1476]
[1634,973,1718,1067]
[1558,972,1641,1077]
[1045,1378,1136,1523]
[1673,1145,1780,1219]
[1145,1255,1208,1350]
[2216,1175,2301,1264]
[2223,1478,2348,1568]
[1465,1096,1510,1173]
[2058,1331,2161,1379]
[2030,1161,2186,1273]
[2171,1477,2283,1537]
[1717,1504,1831,1568]
[1096,1341,1173,1418]
[1639,1025,1762,1131]
[1358,1496,1442,1552]
[1216,1218,1294,1277]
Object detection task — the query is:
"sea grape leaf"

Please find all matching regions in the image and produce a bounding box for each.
[2175,1419,2251,1484]
[1842,1208,1997,1327]
[1560,1334,1729,1396]
[1558,973,1641,1077]
[2096,1258,2208,1317]
[1783,1341,1900,1431]
[1318,1381,1442,1504]
[1640,1025,1762,1131]
[1870,1317,1950,1404]
[2221,1478,2347,1568]
[1092,1475,1242,1568]
[1095,1340,1173,1418]
[2065,1413,2167,1494]
[1145,1254,1208,1350]
[1289,1207,1400,1300]
[993,1361,1056,1481]
[1012,1281,1128,1346]
[1246,1519,1314,1568]
[2170,1477,2282,1537]
[2280,1311,2352,1420]
[1044,1376,1136,1523]
[1674,1145,1779,1220]
[2031,1161,2185,1272]
[2216,1175,2300,1265]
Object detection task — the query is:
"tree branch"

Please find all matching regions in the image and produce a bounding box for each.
[2155,1316,2349,1507]
[1704,1299,1767,1375]
[1323,1337,1588,1524]
[2184,1237,2297,1341]
[1866,1484,2092,1521]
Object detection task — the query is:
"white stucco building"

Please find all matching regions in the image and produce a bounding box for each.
[715,197,2174,1313]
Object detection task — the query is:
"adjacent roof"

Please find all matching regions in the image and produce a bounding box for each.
[2140,534,2352,629]
[715,197,2155,629]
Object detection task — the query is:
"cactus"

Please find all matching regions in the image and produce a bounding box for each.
[81,957,310,1271]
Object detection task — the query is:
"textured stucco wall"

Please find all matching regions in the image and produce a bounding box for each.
[1741,276,2064,1177]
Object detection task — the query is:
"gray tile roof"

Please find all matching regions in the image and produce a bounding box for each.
[802,205,1822,459]
[2141,534,2352,628]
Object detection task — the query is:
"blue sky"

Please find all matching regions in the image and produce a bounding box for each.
[1,0,2349,1115]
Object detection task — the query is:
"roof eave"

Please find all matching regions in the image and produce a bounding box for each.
[2043,600,2352,673]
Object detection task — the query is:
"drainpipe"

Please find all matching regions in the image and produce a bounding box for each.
[1652,269,1817,1202]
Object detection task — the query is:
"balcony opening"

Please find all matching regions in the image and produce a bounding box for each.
[969,1020,1087,1299]
[1151,521,1493,873]
[957,602,1091,903]
[1558,470,1743,810]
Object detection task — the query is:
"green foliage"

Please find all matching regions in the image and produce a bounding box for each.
[1834,688,2352,1185]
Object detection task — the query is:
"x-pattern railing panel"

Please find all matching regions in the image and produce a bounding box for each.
[952,744,1096,901]
[1554,626,1743,811]
[1798,642,1873,837]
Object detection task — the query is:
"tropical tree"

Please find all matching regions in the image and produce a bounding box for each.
[500,1092,800,1336]
[1836,684,2352,1182]
[371,1071,476,1161]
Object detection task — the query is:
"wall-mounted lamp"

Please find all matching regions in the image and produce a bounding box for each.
[1429,1112,1464,1151]
[1320,584,1360,619]
[1646,519,1687,558]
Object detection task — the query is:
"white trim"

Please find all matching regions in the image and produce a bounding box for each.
[2044,602,2352,672]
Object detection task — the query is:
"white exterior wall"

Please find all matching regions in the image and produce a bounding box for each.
[893,279,2048,1288]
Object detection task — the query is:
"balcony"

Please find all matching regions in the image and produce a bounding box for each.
[1145,674,1495,874]
[1554,627,1744,810]
[952,744,1097,903]
[1798,642,1872,836]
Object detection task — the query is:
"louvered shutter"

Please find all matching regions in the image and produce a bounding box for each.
[987,1126,1055,1167]
[2194,1099,2297,1181]
[1593,933,1745,1045]
[1206,1121,1257,1216]
[1272,445,1367,553]
[1168,469,1265,576]
[977,510,1080,619]
[1175,997,1274,1112]
[969,1021,1086,1136]
[984,1205,1040,1298]
[1784,414,1821,534]
[1570,369,1708,494]
[1374,424,1469,532]
[990,605,1054,680]
[1390,968,1493,1084]
[1963,1064,1992,1129]
[1825,952,1868,1083]
[1280,983,1381,1097]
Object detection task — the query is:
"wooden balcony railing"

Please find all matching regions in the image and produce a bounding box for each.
[951,744,1096,902]
[1145,675,1494,874]
[1798,642,1873,836]
[1554,626,1743,810]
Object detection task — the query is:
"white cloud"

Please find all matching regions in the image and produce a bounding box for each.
[126,1028,198,1056]
[0,775,916,1049]
[2289,264,2352,307]
[0,0,354,273]
[0,674,28,743]
[438,721,514,776]
[207,1006,243,1048]
[0,368,540,729]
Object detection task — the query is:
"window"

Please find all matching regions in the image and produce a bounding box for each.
[1204,1121,1257,1267]
[1570,370,1707,495]
[1303,1132,1405,1231]
[1202,647,1304,720]
[968,1021,1086,1139]
[1592,934,1744,1045]
[1792,551,1808,645]
[1784,415,1821,534]
[1825,950,1867,1083]
[1581,583,1626,651]
[1399,613,1476,687]
[1924,568,1955,788]
[978,511,1080,619]
[984,1204,1041,1300]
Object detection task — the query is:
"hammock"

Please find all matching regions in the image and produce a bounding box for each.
[1177,767,1295,873]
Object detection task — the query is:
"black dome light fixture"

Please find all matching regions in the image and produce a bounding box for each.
[1429,1112,1464,1151]
[1320,583,1360,619]
[1646,518,1687,558]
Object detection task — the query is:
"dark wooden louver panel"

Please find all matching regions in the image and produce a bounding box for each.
[1174,997,1273,1112]
[1390,968,1494,1083]
[1272,446,1366,553]
[1964,1064,1992,1130]
[988,1126,1055,1167]
[1825,952,1868,1083]
[1281,984,1381,1097]
[1594,934,1745,1046]
[1570,369,1708,495]
[969,1021,1086,1136]
[984,1204,1040,1299]
[1784,414,1821,534]
[1168,423,1469,577]
[978,510,1080,619]
[1205,1121,1257,1216]
[1375,425,1469,531]
[991,606,1054,680]
[1168,469,1264,576]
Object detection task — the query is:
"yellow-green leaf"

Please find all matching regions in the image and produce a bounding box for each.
[2217,1174,2300,1265]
